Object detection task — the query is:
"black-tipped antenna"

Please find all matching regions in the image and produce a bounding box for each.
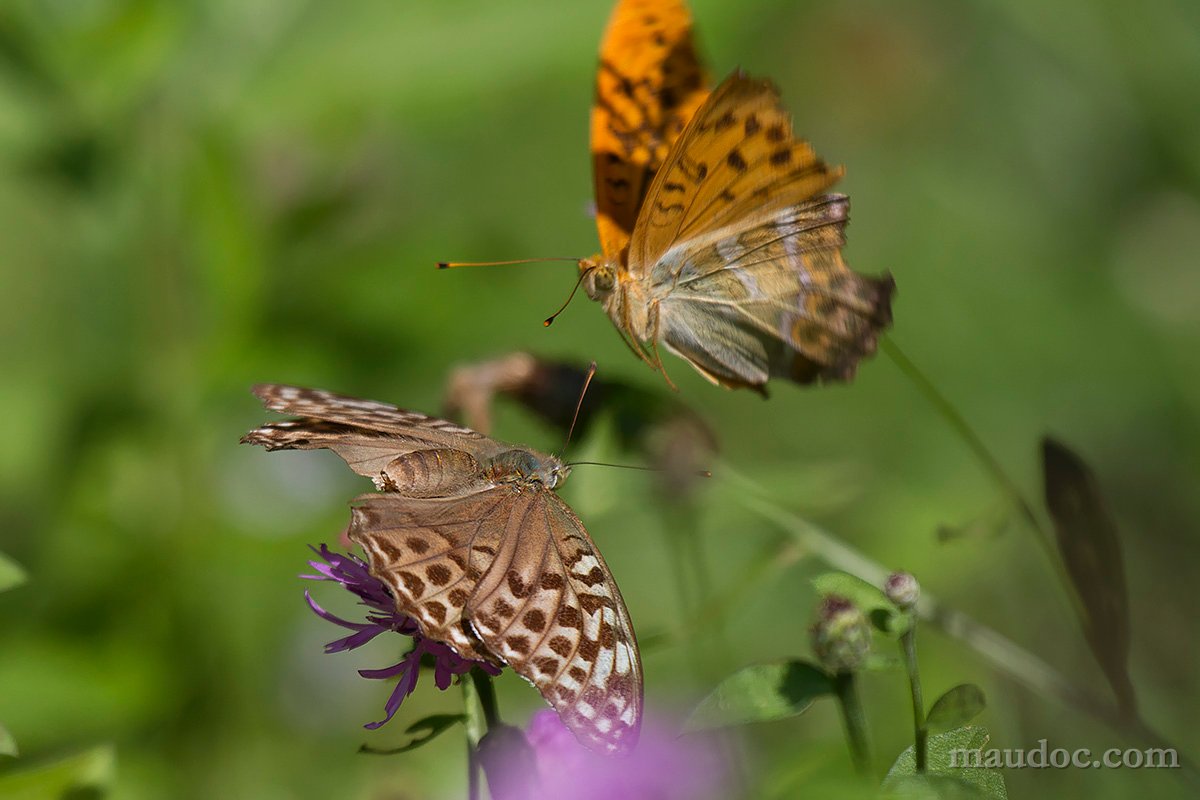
[436,257,579,269]
[565,460,713,478]
[544,267,593,327]
[562,361,597,454]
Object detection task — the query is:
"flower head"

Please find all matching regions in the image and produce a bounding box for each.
[884,571,920,610]
[303,544,500,729]
[810,594,873,674]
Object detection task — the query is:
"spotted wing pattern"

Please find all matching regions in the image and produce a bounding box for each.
[352,488,643,755]
[630,73,841,271]
[657,195,895,387]
[349,490,509,664]
[242,385,643,754]
[241,384,507,481]
[626,73,895,388]
[592,0,709,260]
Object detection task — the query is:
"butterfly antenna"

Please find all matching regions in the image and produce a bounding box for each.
[562,361,597,454]
[544,267,593,327]
[436,257,579,269]
[565,460,712,478]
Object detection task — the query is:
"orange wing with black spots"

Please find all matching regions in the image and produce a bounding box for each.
[619,73,896,389]
[592,0,709,261]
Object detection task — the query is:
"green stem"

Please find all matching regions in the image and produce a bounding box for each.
[832,671,872,777]
[470,668,501,730]
[661,514,697,623]
[900,623,927,772]
[462,673,484,800]
[466,741,480,800]
[881,338,1085,621]
[882,340,1042,534]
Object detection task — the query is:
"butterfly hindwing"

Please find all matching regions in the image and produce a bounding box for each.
[350,490,509,664]
[467,489,642,755]
[592,0,709,259]
[611,73,894,389]
[656,195,895,386]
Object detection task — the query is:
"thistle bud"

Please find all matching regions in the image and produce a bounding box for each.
[884,571,920,610]
[810,595,872,674]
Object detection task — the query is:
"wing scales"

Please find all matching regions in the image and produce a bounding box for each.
[467,489,643,755]
[350,490,510,663]
[629,74,842,275]
[592,0,710,259]
[244,385,643,754]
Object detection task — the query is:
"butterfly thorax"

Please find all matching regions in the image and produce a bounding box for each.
[485,449,570,490]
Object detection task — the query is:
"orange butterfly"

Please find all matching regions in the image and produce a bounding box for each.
[579,0,895,392]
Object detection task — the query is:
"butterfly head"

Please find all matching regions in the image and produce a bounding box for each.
[543,457,572,489]
[578,255,617,302]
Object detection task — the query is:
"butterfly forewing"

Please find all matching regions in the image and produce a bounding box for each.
[242,385,509,482]
[251,384,492,444]
[593,0,710,259]
[629,74,840,272]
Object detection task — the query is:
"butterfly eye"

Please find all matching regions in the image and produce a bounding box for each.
[593,267,615,292]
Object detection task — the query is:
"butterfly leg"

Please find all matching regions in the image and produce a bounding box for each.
[614,285,660,371]
[648,302,678,392]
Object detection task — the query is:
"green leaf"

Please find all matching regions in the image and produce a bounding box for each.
[1042,437,1136,717]
[926,684,986,731]
[884,726,1007,800]
[0,744,116,798]
[0,722,16,758]
[0,552,27,593]
[885,774,999,799]
[814,571,908,635]
[683,660,833,732]
[359,714,466,755]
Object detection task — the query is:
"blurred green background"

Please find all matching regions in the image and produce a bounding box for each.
[2,0,1198,797]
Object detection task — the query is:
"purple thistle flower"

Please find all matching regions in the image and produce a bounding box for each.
[303,544,500,729]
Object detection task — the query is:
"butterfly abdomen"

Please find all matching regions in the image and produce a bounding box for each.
[379,449,485,497]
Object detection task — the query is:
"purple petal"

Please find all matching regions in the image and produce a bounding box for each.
[324,626,387,653]
[364,657,420,729]
[304,591,374,631]
[359,659,413,680]
[434,659,453,690]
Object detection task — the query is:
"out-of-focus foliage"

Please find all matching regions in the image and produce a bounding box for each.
[1042,437,1136,718]
[1,0,1197,797]
[884,727,1007,800]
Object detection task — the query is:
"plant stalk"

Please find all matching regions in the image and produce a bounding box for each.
[462,672,485,800]
[832,671,872,777]
[470,668,501,730]
[900,623,928,772]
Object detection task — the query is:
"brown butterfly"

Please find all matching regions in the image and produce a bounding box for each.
[241,384,642,754]
[581,0,895,392]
